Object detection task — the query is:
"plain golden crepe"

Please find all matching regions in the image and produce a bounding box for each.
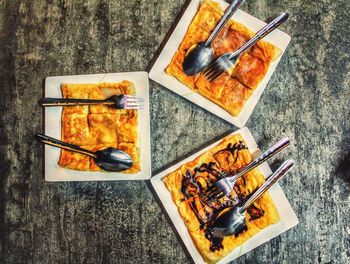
[59,81,140,173]
[166,0,281,116]
[162,134,279,263]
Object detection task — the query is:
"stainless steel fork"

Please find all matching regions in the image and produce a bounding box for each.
[202,12,289,82]
[204,137,290,202]
[39,94,144,110]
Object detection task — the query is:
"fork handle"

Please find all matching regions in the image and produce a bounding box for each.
[205,0,245,45]
[39,98,114,106]
[240,159,294,213]
[230,137,290,183]
[35,133,97,158]
[230,12,289,58]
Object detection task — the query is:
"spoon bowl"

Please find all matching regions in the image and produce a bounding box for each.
[95,147,133,172]
[35,133,133,172]
[183,42,213,76]
[210,206,246,237]
[209,160,294,238]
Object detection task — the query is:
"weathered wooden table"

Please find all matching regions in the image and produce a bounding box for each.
[0,0,349,263]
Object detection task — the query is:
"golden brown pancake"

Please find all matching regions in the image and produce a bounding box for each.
[166,0,281,116]
[162,134,279,263]
[59,81,140,173]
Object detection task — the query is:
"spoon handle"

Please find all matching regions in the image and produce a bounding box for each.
[39,98,114,106]
[240,159,294,213]
[230,137,290,183]
[230,12,289,58]
[35,133,97,158]
[205,0,245,45]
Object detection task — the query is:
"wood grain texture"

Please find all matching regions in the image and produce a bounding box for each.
[0,0,349,263]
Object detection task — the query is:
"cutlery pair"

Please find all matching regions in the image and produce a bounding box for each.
[183,0,246,75]
[202,137,293,237]
[209,159,293,237]
[183,0,288,81]
[203,12,288,81]
[36,94,143,171]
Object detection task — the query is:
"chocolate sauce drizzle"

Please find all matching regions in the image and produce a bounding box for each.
[180,141,265,252]
[224,141,248,163]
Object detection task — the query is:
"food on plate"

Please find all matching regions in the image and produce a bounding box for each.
[59,81,140,173]
[165,0,281,116]
[162,134,279,263]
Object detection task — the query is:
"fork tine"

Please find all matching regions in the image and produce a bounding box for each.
[202,67,210,76]
[125,95,144,99]
[208,69,224,82]
[210,190,224,200]
[203,62,221,78]
[205,67,219,80]
[202,62,217,76]
[125,100,144,106]
[203,66,217,79]
[204,191,224,203]
[205,186,220,197]
[205,193,225,204]
[126,100,144,104]
[124,95,142,98]
[203,183,217,194]
[125,103,144,108]
[126,98,144,103]
[204,187,223,201]
[124,94,143,100]
[206,65,224,81]
[204,189,217,199]
[203,59,220,73]
[215,192,226,200]
[125,106,143,110]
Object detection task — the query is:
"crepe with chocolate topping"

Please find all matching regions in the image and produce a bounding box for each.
[162,134,279,263]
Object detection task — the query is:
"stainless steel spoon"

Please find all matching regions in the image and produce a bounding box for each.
[209,159,294,237]
[35,133,133,172]
[182,0,245,76]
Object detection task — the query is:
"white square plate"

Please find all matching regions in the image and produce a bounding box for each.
[44,72,151,181]
[151,127,298,264]
[149,0,291,127]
